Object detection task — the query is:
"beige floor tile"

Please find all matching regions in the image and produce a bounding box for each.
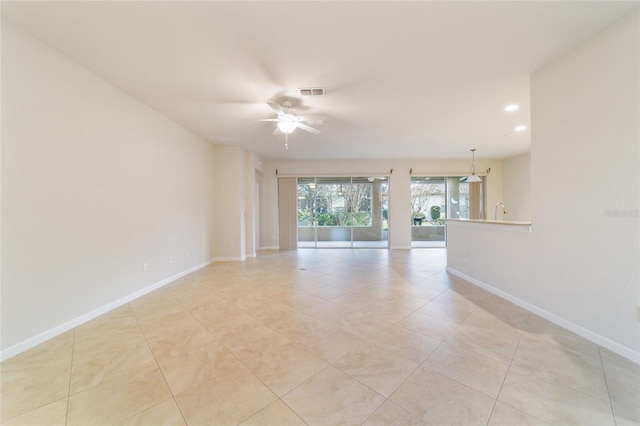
[3,397,68,426]
[78,304,137,328]
[70,337,157,394]
[146,324,217,362]
[246,341,328,396]
[283,366,385,426]
[119,398,186,426]
[399,285,445,302]
[128,290,185,321]
[449,280,490,303]
[305,284,348,300]
[174,289,227,310]
[339,310,395,334]
[274,290,327,310]
[295,325,366,363]
[523,315,601,362]
[395,311,459,341]
[601,348,640,414]
[498,367,616,425]
[331,292,380,310]
[612,401,640,426]
[136,309,202,341]
[1,330,73,384]
[67,366,172,426]
[1,359,71,422]
[244,299,301,323]
[239,400,307,426]
[378,325,441,364]
[159,340,246,395]
[510,339,609,401]
[463,307,528,334]
[361,300,416,324]
[266,311,330,341]
[220,324,291,363]
[479,294,531,321]
[73,323,146,359]
[423,271,460,287]
[175,367,277,426]
[416,298,476,324]
[445,323,521,363]
[333,342,419,397]
[362,399,424,426]
[413,277,451,292]
[4,248,639,426]
[390,367,495,425]
[422,342,510,397]
[188,299,243,324]
[201,309,264,339]
[302,300,357,325]
[488,402,551,426]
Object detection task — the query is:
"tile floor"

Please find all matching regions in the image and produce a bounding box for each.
[1,249,638,425]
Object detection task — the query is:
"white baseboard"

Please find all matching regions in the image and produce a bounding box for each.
[389,246,412,250]
[260,246,280,250]
[0,259,213,362]
[447,267,640,365]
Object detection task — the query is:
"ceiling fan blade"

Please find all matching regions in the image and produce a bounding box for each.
[296,123,321,134]
[266,101,282,114]
[296,115,326,122]
[254,118,280,122]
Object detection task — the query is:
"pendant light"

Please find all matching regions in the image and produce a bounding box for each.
[466,149,482,183]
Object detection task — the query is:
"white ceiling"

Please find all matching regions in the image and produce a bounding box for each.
[3,1,637,161]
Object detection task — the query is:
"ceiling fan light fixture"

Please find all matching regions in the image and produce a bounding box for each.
[277,120,297,134]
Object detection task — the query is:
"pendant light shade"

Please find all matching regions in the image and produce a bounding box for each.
[466,149,482,182]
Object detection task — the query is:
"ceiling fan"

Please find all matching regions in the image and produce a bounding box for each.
[255,100,325,149]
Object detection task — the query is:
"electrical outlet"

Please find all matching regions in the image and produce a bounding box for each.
[143,262,149,272]
[169,255,174,264]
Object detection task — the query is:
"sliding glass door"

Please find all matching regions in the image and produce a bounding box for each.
[411,176,484,247]
[297,176,389,248]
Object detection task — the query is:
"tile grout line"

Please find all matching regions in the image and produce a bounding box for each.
[485,311,544,426]
[64,327,76,426]
[597,346,619,426]
[128,300,190,426]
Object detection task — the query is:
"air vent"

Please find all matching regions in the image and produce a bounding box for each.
[299,87,325,96]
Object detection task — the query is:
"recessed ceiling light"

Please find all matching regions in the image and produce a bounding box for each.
[514,125,527,132]
[504,104,519,112]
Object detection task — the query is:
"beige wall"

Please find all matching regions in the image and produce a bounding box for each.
[502,152,531,222]
[1,23,217,356]
[212,146,246,260]
[447,10,640,360]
